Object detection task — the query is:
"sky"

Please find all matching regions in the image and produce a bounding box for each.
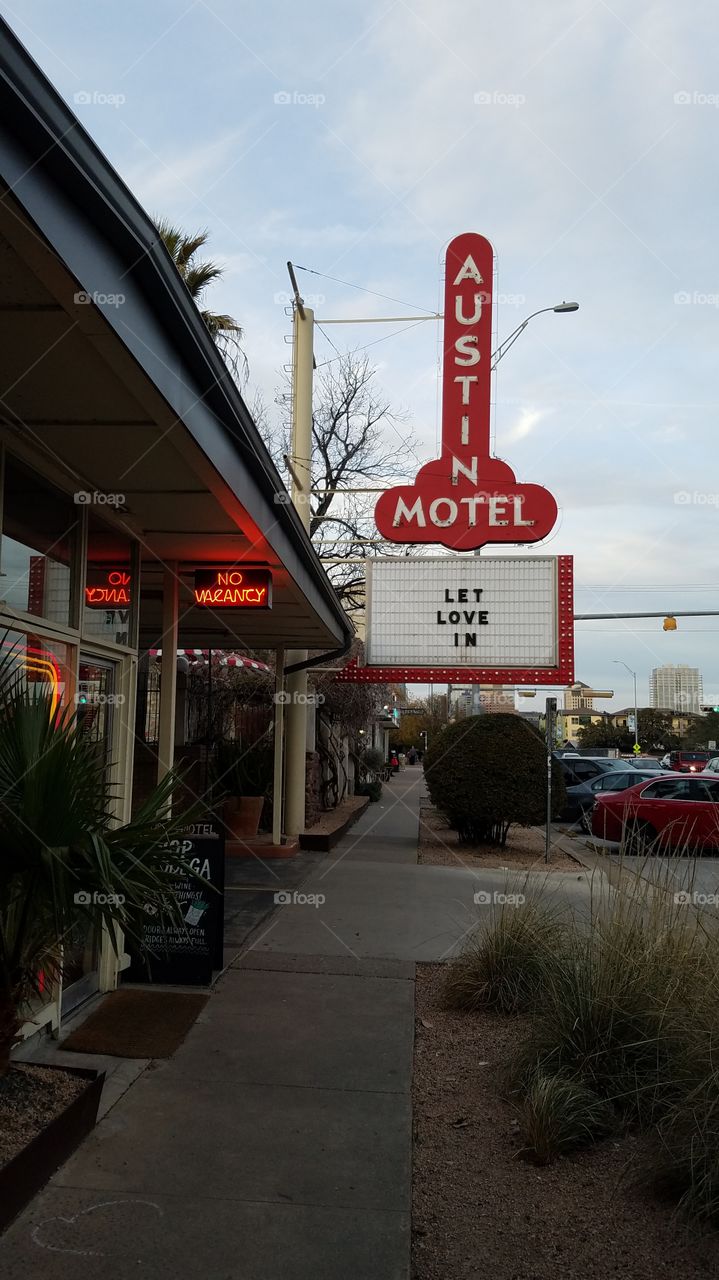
[3,0,719,710]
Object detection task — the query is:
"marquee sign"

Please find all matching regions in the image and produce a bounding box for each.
[193,569,272,609]
[374,232,558,551]
[336,555,574,686]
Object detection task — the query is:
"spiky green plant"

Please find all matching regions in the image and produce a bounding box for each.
[0,657,207,1073]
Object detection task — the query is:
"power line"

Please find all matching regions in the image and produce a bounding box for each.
[292,262,434,314]
[314,315,432,370]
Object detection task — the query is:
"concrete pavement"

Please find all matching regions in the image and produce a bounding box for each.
[0,769,598,1277]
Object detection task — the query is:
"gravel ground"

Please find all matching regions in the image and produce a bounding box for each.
[0,1064,86,1168]
[412,963,719,1279]
[418,804,580,871]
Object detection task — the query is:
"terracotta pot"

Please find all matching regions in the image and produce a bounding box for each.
[224,796,264,839]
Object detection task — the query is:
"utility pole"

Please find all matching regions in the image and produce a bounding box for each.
[283,264,314,837]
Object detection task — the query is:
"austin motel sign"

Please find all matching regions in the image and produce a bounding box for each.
[374,232,557,550]
[335,232,574,687]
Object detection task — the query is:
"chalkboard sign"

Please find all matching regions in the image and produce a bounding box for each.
[126,821,225,985]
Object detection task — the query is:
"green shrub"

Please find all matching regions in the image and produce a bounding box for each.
[361,746,385,774]
[424,715,565,845]
[518,1073,616,1164]
[445,892,569,1014]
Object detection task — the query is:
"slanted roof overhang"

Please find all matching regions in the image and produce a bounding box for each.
[0,19,353,653]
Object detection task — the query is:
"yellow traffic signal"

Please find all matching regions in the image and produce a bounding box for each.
[663,615,677,631]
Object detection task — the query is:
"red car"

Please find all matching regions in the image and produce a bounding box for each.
[665,750,712,773]
[592,773,719,852]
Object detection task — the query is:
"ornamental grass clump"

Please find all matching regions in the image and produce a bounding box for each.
[510,868,719,1169]
[518,1073,616,1165]
[445,889,570,1015]
[423,714,566,846]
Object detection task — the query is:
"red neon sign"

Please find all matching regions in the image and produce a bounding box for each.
[374,233,558,551]
[85,570,132,608]
[193,569,272,609]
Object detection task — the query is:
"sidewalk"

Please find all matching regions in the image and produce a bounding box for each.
[0,774,423,1279]
[0,770,597,1276]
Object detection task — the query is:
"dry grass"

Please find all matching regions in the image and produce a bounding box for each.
[443,855,719,1225]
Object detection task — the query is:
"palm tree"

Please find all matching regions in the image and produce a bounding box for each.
[155,218,247,380]
[0,656,207,1074]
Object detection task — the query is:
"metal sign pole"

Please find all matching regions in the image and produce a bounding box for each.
[545,696,557,864]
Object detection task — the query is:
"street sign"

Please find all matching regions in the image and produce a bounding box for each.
[627,714,636,732]
[127,822,225,985]
[633,742,642,756]
[374,233,558,551]
[343,554,574,685]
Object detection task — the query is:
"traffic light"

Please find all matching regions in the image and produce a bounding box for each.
[663,616,677,631]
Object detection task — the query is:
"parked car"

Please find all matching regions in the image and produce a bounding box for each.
[703,756,719,775]
[555,754,624,787]
[665,750,712,773]
[592,773,719,852]
[564,769,662,832]
[624,757,664,771]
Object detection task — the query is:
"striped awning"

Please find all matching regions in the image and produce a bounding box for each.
[149,649,270,672]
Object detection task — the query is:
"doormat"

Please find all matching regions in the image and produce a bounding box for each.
[60,990,209,1059]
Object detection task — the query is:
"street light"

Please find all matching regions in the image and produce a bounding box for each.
[613,660,638,750]
[491,302,580,371]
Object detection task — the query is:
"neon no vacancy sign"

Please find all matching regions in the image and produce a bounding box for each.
[193,569,272,609]
[374,232,558,551]
[85,570,131,608]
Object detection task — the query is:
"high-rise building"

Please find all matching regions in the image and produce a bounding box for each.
[564,681,595,711]
[649,664,703,713]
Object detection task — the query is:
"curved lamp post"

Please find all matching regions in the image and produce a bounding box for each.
[491,301,579,371]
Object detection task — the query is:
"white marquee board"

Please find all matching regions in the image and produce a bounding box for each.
[365,556,560,669]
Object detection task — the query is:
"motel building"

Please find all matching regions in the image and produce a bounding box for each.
[0,23,353,1039]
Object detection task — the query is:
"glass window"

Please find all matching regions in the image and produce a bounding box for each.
[596,772,634,791]
[1,456,79,626]
[688,779,719,803]
[83,513,135,646]
[640,778,690,800]
[572,761,603,781]
[0,628,71,717]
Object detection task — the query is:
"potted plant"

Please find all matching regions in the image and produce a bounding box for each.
[212,739,273,840]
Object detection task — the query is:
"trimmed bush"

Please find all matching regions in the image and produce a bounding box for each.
[424,714,565,845]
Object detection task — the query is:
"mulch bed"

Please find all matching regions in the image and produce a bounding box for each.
[60,989,208,1058]
[418,804,581,871]
[0,1065,86,1169]
[412,963,719,1279]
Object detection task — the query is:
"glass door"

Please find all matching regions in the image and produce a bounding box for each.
[61,654,118,1016]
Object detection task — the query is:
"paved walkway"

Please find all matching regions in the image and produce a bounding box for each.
[1,769,597,1277]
